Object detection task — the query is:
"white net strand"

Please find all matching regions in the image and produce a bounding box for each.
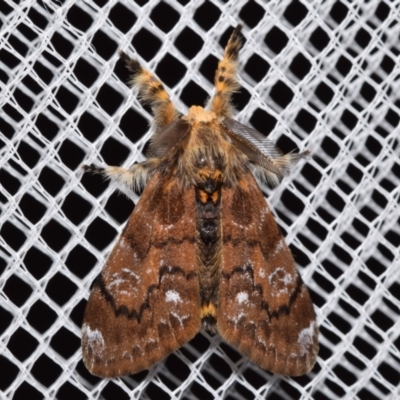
[1,0,400,398]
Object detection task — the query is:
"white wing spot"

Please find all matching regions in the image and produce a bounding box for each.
[82,323,105,356]
[236,292,249,305]
[273,239,285,256]
[298,321,317,356]
[165,290,182,304]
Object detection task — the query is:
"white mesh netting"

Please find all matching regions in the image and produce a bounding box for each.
[1,0,400,398]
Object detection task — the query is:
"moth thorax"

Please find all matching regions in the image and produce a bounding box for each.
[185,106,216,123]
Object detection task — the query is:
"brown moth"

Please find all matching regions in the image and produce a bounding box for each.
[81,24,318,378]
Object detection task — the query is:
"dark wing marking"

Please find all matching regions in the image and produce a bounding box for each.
[82,172,200,377]
[217,172,318,376]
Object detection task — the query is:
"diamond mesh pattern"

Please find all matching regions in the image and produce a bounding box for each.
[1,0,400,399]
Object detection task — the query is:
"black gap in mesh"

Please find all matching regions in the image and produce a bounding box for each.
[36,112,61,141]
[104,191,133,224]
[27,300,57,333]
[56,381,87,400]
[318,342,333,362]
[31,354,63,387]
[232,86,251,112]
[235,381,255,399]
[9,328,39,362]
[365,256,386,277]
[313,271,335,294]
[189,380,214,400]
[199,54,218,84]
[354,336,377,359]
[33,60,54,84]
[66,244,97,279]
[295,109,317,133]
[264,26,288,55]
[22,74,43,95]
[69,299,86,329]
[371,309,394,332]
[46,272,78,306]
[329,1,349,24]
[0,48,20,69]
[358,270,377,290]
[325,377,347,397]
[244,53,270,82]
[239,0,265,28]
[67,4,94,32]
[4,275,32,308]
[385,227,400,248]
[164,352,191,381]
[81,168,109,197]
[100,136,130,165]
[51,326,80,359]
[340,231,361,250]
[74,58,100,88]
[289,53,311,80]
[109,3,137,34]
[119,108,149,144]
[101,381,130,400]
[283,0,308,27]
[24,247,52,280]
[174,27,204,60]
[62,191,92,225]
[193,1,221,31]
[150,1,180,33]
[156,53,187,87]
[78,111,105,142]
[7,327,39,362]
[249,108,277,135]
[289,243,311,268]
[19,194,46,224]
[28,7,49,30]
[0,356,19,392]
[321,136,340,158]
[17,141,41,168]
[56,85,81,114]
[355,28,372,48]
[132,28,162,61]
[13,88,35,113]
[85,216,118,251]
[0,117,15,139]
[281,380,302,399]
[41,219,72,252]
[346,284,369,306]
[51,32,74,59]
[145,382,171,400]
[377,362,400,386]
[59,139,86,170]
[180,80,208,108]
[92,30,118,60]
[9,34,29,57]
[97,83,124,115]
[4,102,24,122]
[327,312,352,335]
[270,80,293,108]
[13,381,43,400]
[309,27,330,52]
[1,222,27,252]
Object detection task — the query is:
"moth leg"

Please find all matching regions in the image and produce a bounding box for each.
[82,159,161,191]
[119,51,178,128]
[208,24,243,118]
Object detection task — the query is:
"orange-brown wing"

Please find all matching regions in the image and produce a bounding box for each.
[82,172,200,377]
[217,172,318,376]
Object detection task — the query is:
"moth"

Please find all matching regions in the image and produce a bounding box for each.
[81,24,318,378]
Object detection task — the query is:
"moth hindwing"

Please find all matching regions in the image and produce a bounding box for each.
[82,24,318,378]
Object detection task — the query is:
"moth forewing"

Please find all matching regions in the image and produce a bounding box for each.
[217,173,318,376]
[82,23,318,378]
[82,172,201,377]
